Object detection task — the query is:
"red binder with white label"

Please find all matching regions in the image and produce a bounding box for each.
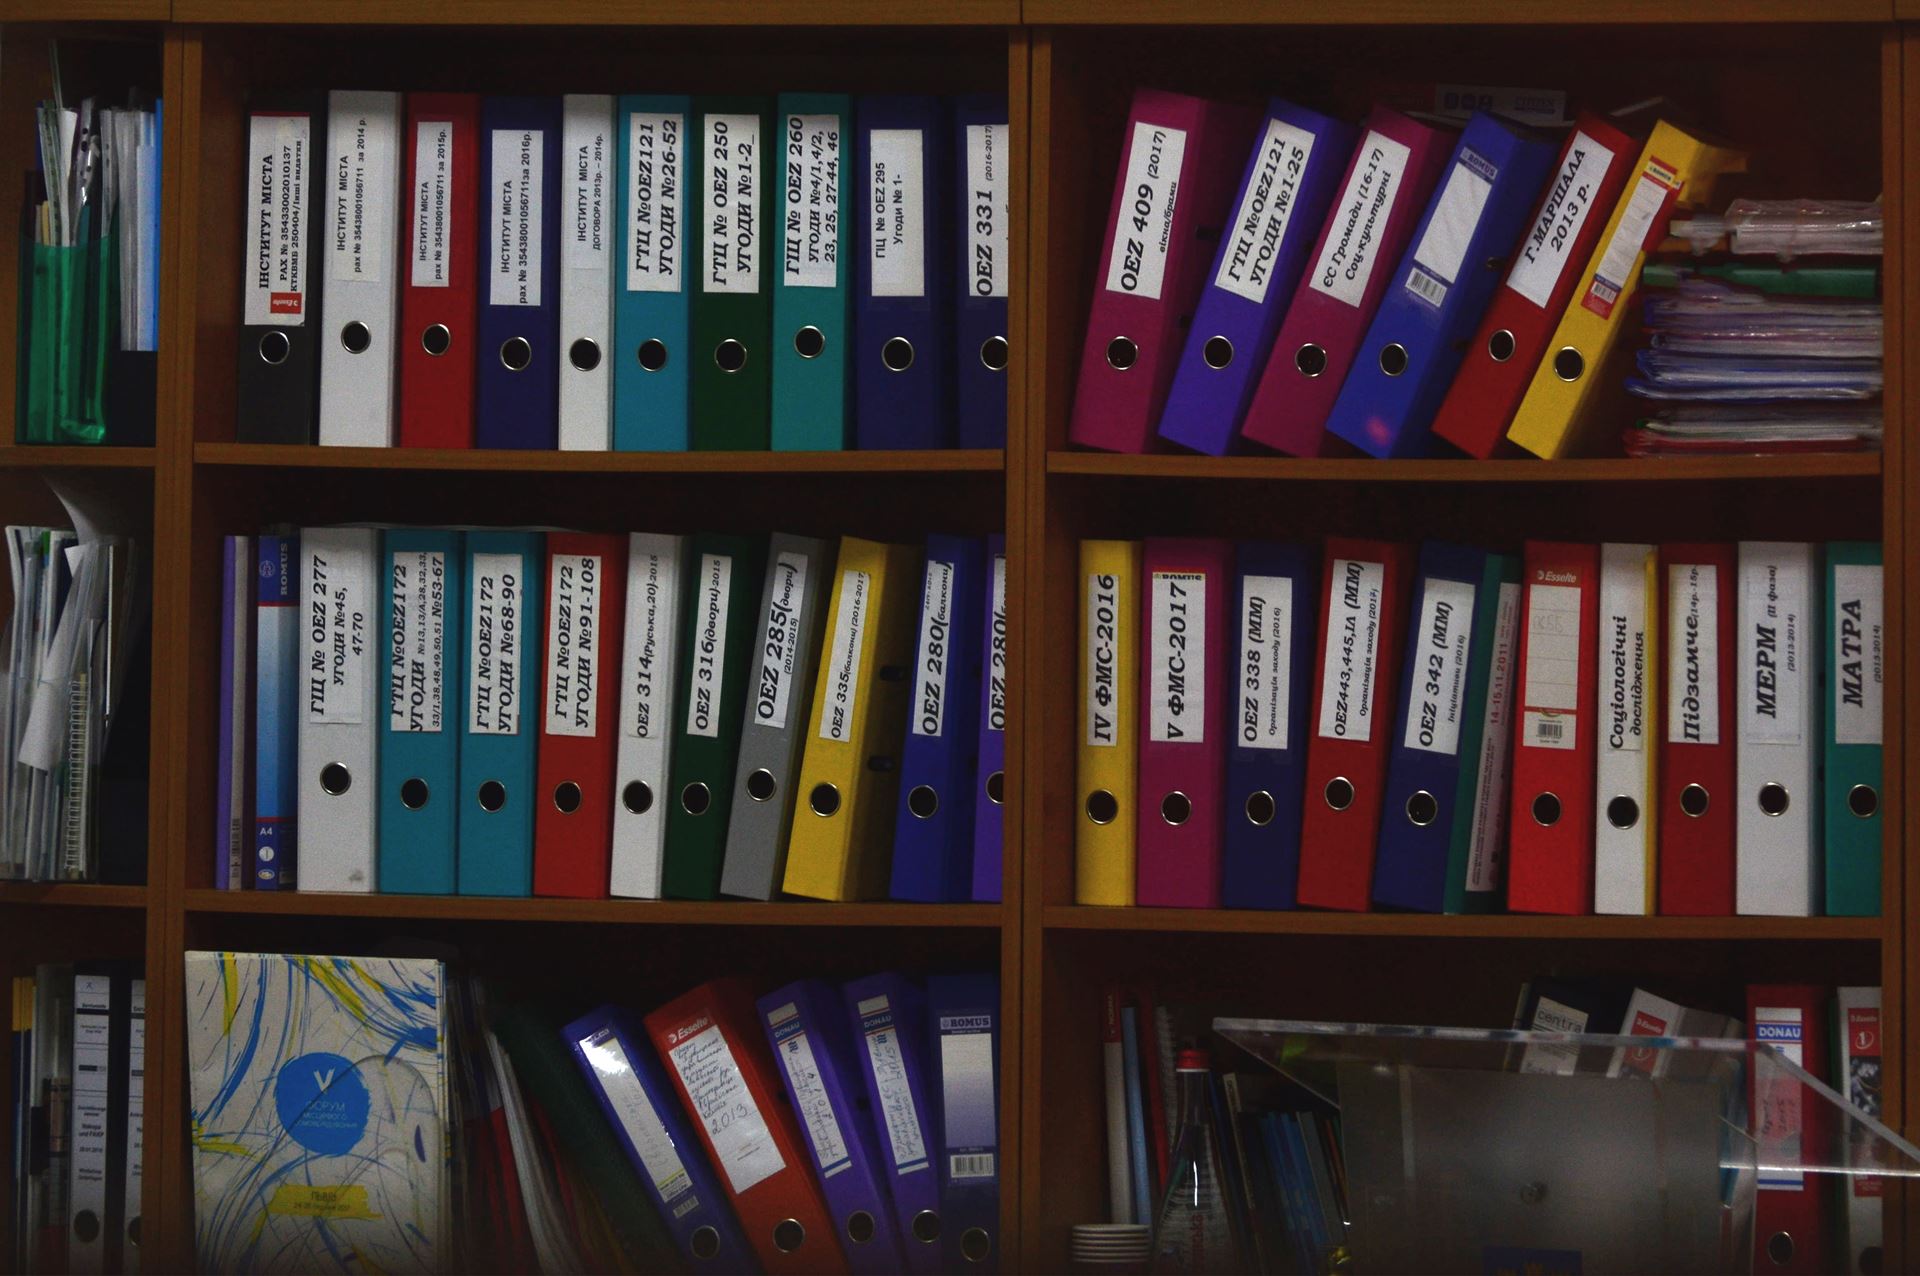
[1296,538,1414,910]
[644,978,844,1275]
[399,92,480,448]
[1505,541,1600,914]
[1746,984,1830,1276]
[532,532,627,897]
[1658,543,1737,915]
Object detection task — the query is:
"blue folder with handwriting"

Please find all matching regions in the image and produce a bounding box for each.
[843,973,943,1275]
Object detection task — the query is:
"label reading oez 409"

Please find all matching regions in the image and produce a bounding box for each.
[1104,121,1188,302]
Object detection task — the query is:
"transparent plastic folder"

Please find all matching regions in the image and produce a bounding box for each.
[1214,1017,1920,1274]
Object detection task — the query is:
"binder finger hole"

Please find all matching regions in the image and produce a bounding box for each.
[1488,328,1516,362]
[1203,335,1234,370]
[846,1212,876,1245]
[74,1211,99,1243]
[340,321,372,355]
[553,781,582,814]
[714,338,747,373]
[1323,776,1353,811]
[1295,343,1327,378]
[499,336,533,372]
[794,325,826,359]
[1405,790,1438,827]
[569,337,601,371]
[400,778,430,811]
[421,323,452,356]
[1767,1232,1795,1267]
[1850,784,1879,818]
[1680,783,1710,818]
[980,334,1009,371]
[690,1226,720,1261]
[961,1226,991,1263]
[773,1220,805,1253]
[1758,782,1790,817]
[985,770,1004,805]
[911,1210,942,1244]
[908,785,939,819]
[1607,795,1640,830]
[320,763,352,796]
[746,769,777,802]
[1552,346,1584,382]
[1531,792,1562,826]
[681,782,711,816]
[1244,790,1275,827]
[622,781,653,815]
[810,783,841,817]
[1378,342,1409,377]
[883,336,915,372]
[1160,791,1191,826]
[478,780,507,813]
[638,338,669,371]
[258,330,291,365]
[1085,789,1118,825]
[1105,336,1137,370]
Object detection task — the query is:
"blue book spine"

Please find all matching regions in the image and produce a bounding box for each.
[378,530,464,894]
[456,531,544,895]
[252,534,298,890]
[854,96,954,449]
[890,535,986,902]
[970,536,1007,902]
[215,536,241,891]
[1326,112,1559,459]
[476,96,563,449]
[1119,1005,1152,1226]
[1259,1112,1314,1274]
[613,95,692,451]
[564,1006,758,1273]
[953,94,1009,449]
[929,973,999,1272]
[1373,541,1491,912]
[771,94,854,451]
[1158,100,1357,456]
[843,973,942,1276]
[1220,541,1318,909]
[759,980,907,1275]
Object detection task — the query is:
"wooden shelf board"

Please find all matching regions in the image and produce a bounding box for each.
[1042,905,1884,941]
[183,889,1003,928]
[0,882,147,909]
[1022,0,1891,21]
[0,1,165,20]
[0,445,156,470]
[173,0,1019,23]
[195,443,1005,475]
[1047,451,1883,483]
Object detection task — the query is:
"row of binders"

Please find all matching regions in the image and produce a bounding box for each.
[12,963,146,1276]
[1071,90,1757,460]
[1075,536,1883,916]
[217,528,1007,902]
[240,91,1008,452]
[187,953,1000,1275]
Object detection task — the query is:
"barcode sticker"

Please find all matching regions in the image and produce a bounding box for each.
[1405,267,1449,307]
[950,1152,996,1180]
[1523,710,1575,751]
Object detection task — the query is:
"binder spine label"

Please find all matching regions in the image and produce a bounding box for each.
[986,556,1007,734]
[1844,1004,1884,1198]
[568,115,611,271]
[857,995,929,1171]
[70,973,111,1253]
[1236,573,1294,752]
[1406,147,1496,309]
[628,550,679,740]
[911,559,956,738]
[411,120,455,288]
[1216,118,1315,304]
[1309,130,1411,309]
[1505,129,1616,309]
[966,123,1008,299]
[1833,564,1883,745]
[546,554,603,738]
[1582,160,1679,320]
[245,113,312,325]
[1316,558,1386,742]
[627,112,683,294]
[1467,581,1521,893]
[703,113,762,295]
[579,1030,697,1210]
[767,1004,852,1174]
[490,127,546,306]
[937,1013,997,1173]
[1741,556,1805,746]
[1104,120,1189,302]
[687,553,734,739]
[1599,557,1648,755]
[1753,1005,1807,1188]
[1085,572,1122,748]
[1667,564,1721,745]
[755,551,809,731]
[819,569,872,742]
[1405,577,1475,756]
[469,552,525,737]
[785,112,842,290]
[388,550,446,734]
[331,105,396,284]
[1520,581,1582,751]
[869,128,927,298]
[305,543,371,725]
[1518,997,1587,1075]
[666,1020,787,1194]
[1149,571,1207,745]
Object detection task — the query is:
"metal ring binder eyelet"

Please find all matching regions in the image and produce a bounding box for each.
[1203,336,1234,370]
[985,770,1004,805]
[569,337,601,371]
[747,769,777,802]
[690,1227,721,1261]
[1607,795,1640,830]
[795,325,826,359]
[961,1227,991,1263]
[1295,343,1327,377]
[1488,329,1516,362]
[1531,792,1561,826]
[637,338,668,371]
[320,762,352,796]
[1680,783,1710,817]
[1244,790,1275,827]
[908,785,939,819]
[1405,790,1438,827]
[1850,784,1879,818]
[1379,343,1409,376]
[912,1210,942,1243]
[1323,776,1353,811]
[478,780,507,812]
[773,1220,806,1253]
[883,336,915,372]
[680,781,711,816]
[847,1212,876,1245]
[622,781,652,815]
[499,336,533,371]
[1105,336,1137,370]
[1160,791,1191,826]
[714,338,747,372]
[421,323,451,356]
[1767,1232,1795,1266]
[810,783,841,817]
[341,321,372,355]
[1552,346,1584,382]
[1759,782,1790,817]
[1085,789,1118,825]
[400,778,429,811]
[553,781,582,814]
[259,330,291,365]
[980,335,1009,371]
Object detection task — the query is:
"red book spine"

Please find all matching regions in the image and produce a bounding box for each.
[1135,986,1170,1192]
[399,92,480,448]
[1746,984,1830,1275]
[1657,543,1737,914]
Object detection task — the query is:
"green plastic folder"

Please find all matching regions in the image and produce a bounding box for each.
[690,97,774,450]
[1444,552,1521,914]
[1825,541,1883,916]
[1640,259,1880,299]
[770,93,853,451]
[18,233,114,444]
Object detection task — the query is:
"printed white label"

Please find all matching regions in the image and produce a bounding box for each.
[1309,131,1412,309]
[911,559,957,738]
[966,123,1008,299]
[1215,118,1317,305]
[387,550,446,734]
[305,541,371,725]
[1235,574,1294,752]
[490,128,545,307]
[545,553,604,738]
[703,113,761,295]
[1104,121,1189,302]
[1149,571,1206,745]
[567,112,611,271]
[1599,551,1649,756]
[667,1023,786,1196]
[1505,130,1617,309]
[1585,166,1675,318]
[626,111,684,294]
[1668,563,1721,746]
[330,103,397,284]
[783,112,842,289]
[869,128,926,298]
[1519,997,1587,1076]
[1521,581,1582,751]
[985,556,1008,734]
[468,552,524,736]
[245,113,312,326]
[819,569,872,742]
[859,1001,930,1170]
[1742,554,1806,747]
[1832,564,1883,746]
[686,554,733,739]
[769,1009,851,1174]
[579,1032,694,1208]
[1754,1005,1807,1189]
[411,120,455,289]
[1406,148,1495,308]
[1084,571,1123,749]
[753,551,810,731]
[626,550,679,741]
[1316,558,1387,742]
[1404,577,1476,756]
[1466,581,1521,894]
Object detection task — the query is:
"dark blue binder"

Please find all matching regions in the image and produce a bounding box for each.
[854,96,954,449]
[1219,541,1318,910]
[476,96,562,449]
[1373,541,1492,912]
[1325,111,1558,458]
[564,1006,759,1273]
[927,972,999,1271]
[953,94,1009,449]
[842,973,942,1275]
[890,535,986,902]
